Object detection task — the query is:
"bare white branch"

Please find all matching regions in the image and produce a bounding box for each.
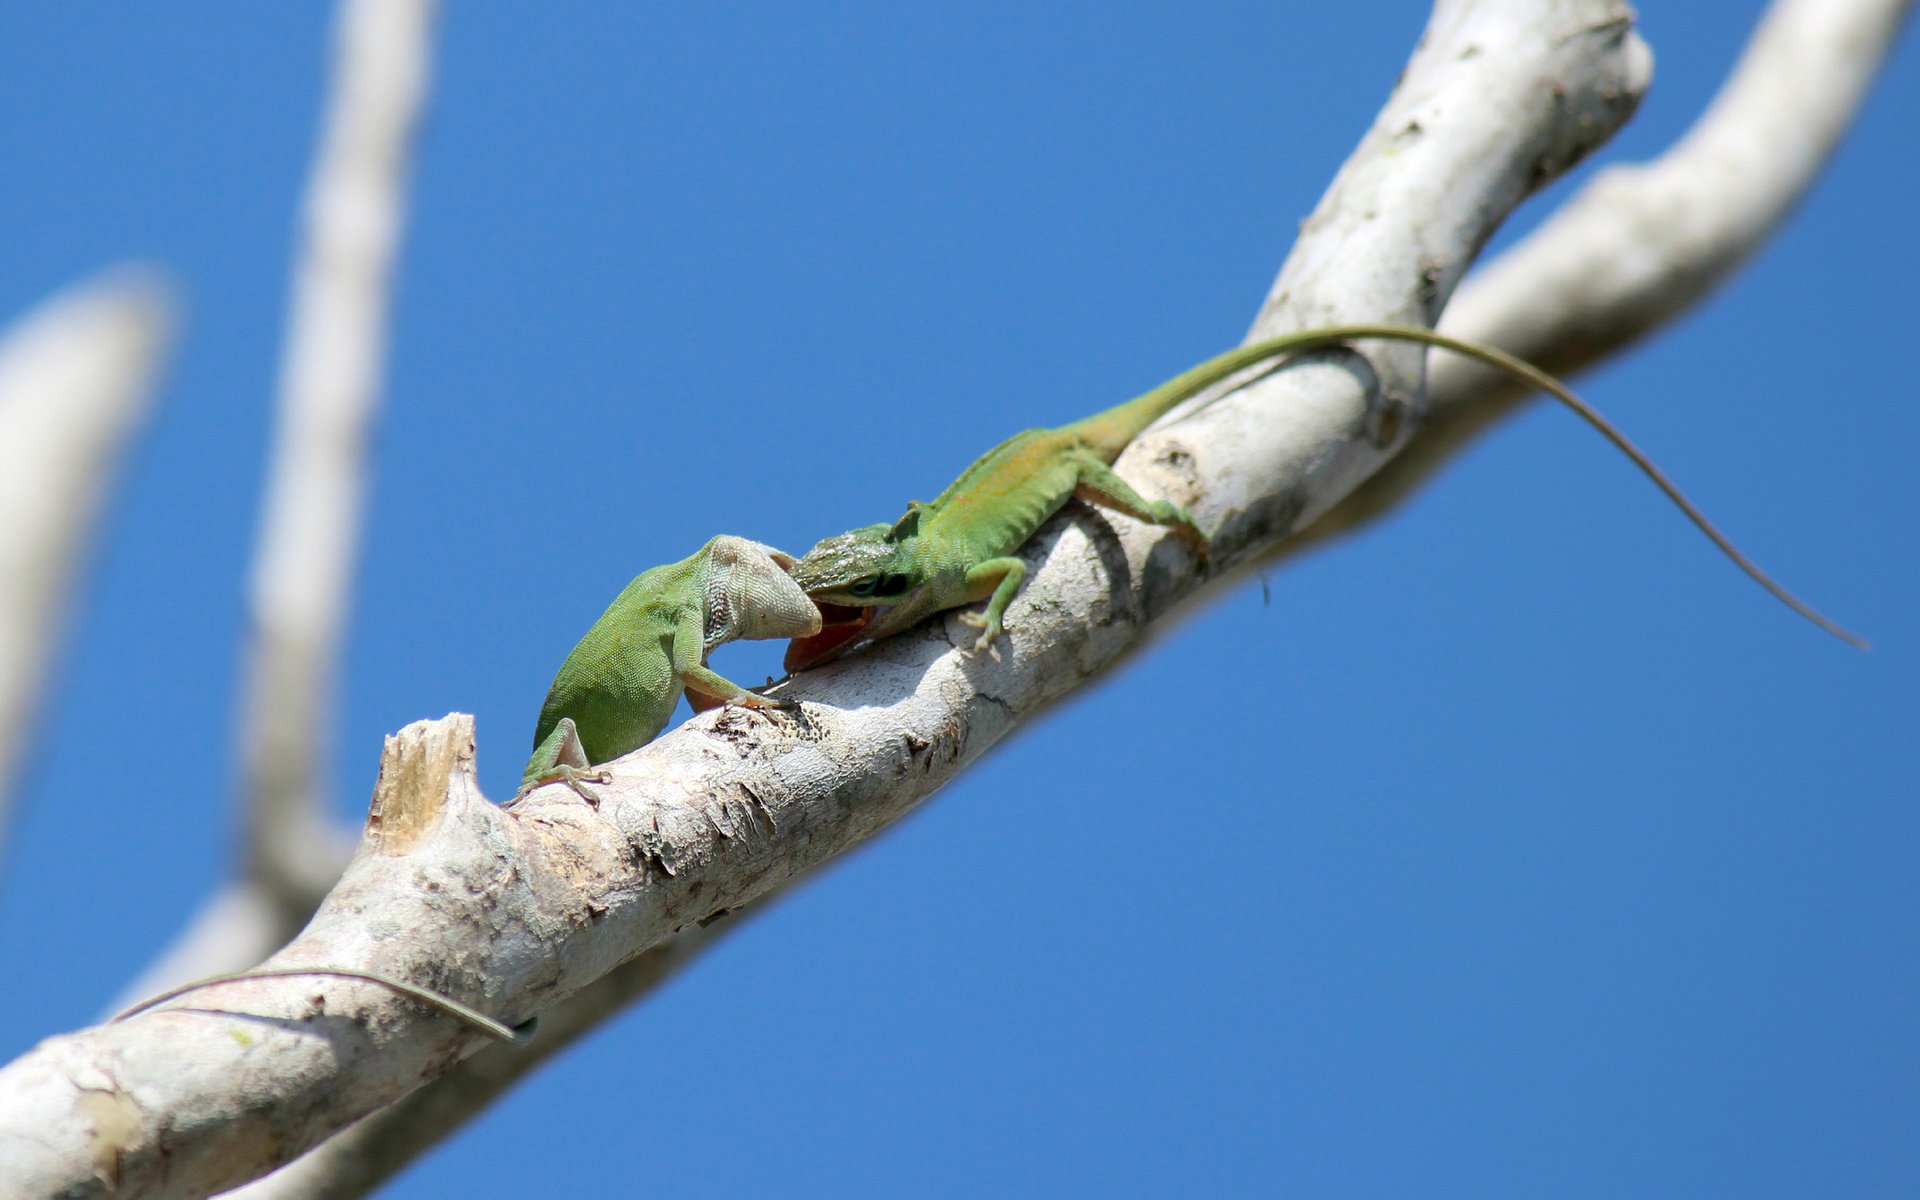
[238,0,439,914]
[0,270,173,850]
[286,1,1914,1174]
[1126,0,1649,553]
[222,922,732,1200]
[1301,0,1915,549]
[0,5,1653,1196]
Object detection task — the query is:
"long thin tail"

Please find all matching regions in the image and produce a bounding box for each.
[1068,329,1365,456]
[1084,323,1866,648]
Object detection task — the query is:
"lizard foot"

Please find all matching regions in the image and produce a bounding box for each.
[693,689,799,715]
[957,612,1005,659]
[730,691,789,710]
[1168,520,1210,570]
[729,687,798,714]
[513,766,612,807]
[1186,532,1211,571]
[565,769,613,806]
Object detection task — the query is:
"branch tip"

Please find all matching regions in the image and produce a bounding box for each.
[366,713,475,852]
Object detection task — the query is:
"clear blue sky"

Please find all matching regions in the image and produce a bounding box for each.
[1,3,1915,1196]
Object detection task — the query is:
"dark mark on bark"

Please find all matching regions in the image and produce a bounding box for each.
[637,820,679,877]
[1370,397,1407,449]
[1416,264,1442,309]
[740,782,778,837]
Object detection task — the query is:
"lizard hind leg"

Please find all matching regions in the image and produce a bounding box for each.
[515,717,612,805]
[1070,456,1209,563]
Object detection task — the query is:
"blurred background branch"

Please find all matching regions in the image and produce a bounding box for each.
[116,0,439,1007]
[0,270,174,861]
[241,0,438,912]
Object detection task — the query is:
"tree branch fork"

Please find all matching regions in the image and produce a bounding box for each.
[11,1,1859,1195]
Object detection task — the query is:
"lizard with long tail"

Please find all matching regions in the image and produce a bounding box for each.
[784,325,1863,670]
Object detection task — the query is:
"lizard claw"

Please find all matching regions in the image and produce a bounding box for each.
[741,693,802,714]
[723,694,804,734]
[971,628,1003,659]
[955,607,1003,657]
[564,770,612,807]
[514,765,611,808]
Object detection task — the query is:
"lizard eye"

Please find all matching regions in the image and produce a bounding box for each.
[850,573,910,599]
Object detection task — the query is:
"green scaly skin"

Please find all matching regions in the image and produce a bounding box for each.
[787,323,1863,669]
[520,535,822,802]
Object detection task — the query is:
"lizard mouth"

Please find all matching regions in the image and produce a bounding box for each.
[784,602,872,672]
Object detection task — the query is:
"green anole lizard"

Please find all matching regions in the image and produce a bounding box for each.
[785,323,1863,670]
[106,542,820,1047]
[520,535,822,801]
[105,545,822,1044]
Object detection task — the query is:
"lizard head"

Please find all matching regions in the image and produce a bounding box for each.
[701,535,824,646]
[785,510,940,670]
[788,520,920,607]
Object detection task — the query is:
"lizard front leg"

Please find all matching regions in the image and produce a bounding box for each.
[674,609,794,714]
[956,556,1026,659]
[681,663,790,710]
